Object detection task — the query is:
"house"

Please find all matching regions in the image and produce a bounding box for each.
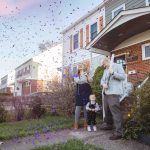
[61,2,108,78]
[86,0,150,85]
[14,44,62,96]
[0,71,15,94]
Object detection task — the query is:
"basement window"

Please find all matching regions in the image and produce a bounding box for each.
[142,43,150,60]
[112,4,125,19]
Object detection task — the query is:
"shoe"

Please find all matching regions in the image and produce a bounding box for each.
[100,123,113,130]
[74,123,78,130]
[109,134,122,140]
[84,120,88,129]
[93,126,97,132]
[0,141,3,145]
[87,126,91,132]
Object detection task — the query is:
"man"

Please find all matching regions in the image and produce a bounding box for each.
[100,57,125,140]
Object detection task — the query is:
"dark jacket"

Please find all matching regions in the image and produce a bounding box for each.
[75,83,92,106]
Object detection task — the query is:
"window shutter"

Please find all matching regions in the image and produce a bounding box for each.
[99,16,103,32]
[70,35,72,53]
[80,28,83,49]
[86,24,89,46]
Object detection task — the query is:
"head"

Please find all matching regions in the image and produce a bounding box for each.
[101,57,110,68]
[89,94,96,102]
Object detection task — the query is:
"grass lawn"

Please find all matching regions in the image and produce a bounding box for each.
[0,115,73,140]
[32,139,103,150]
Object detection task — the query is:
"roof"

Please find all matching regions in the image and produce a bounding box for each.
[61,1,105,34]
[86,6,150,51]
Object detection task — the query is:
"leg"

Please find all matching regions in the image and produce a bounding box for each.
[91,112,96,125]
[108,95,123,135]
[83,106,88,128]
[87,111,92,131]
[74,106,81,129]
[103,95,113,125]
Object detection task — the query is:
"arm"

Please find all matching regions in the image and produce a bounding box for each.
[95,103,100,112]
[86,102,90,111]
[113,64,126,80]
[100,71,106,86]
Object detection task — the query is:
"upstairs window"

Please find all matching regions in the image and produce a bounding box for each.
[112,4,125,19]
[91,22,97,40]
[146,0,150,6]
[73,33,79,50]
[142,43,150,60]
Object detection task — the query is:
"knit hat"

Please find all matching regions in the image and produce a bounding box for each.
[89,94,96,101]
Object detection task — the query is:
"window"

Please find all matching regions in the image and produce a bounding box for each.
[91,22,97,40]
[112,4,125,18]
[142,43,150,60]
[73,66,78,76]
[114,55,126,70]
[73,33,79,50]
[146,0,150,6]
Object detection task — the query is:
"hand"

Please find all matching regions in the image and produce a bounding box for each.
[92,109,95,112]
[88,108,92,111]
[103,83,108,89]
[109,68,114,75]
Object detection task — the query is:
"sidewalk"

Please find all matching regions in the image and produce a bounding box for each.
[0,128,150,150]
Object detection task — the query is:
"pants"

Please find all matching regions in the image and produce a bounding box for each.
[104,95,123,135]
[75,106,87,123]
[87,111,96,125]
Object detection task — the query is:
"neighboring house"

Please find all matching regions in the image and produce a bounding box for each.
[15,44,62,96]
[61,2,108,78]
[0,71,15,94]
[87,0,150,84]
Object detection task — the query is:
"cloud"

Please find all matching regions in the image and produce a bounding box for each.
[0,0,40,16]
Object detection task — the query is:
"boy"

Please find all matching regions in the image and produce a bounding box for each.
[86,94,100,131]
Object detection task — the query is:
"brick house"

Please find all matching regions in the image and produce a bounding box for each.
[15,44,62,96]
[86,0,150,85]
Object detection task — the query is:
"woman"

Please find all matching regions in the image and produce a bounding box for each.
[74,68,92,129]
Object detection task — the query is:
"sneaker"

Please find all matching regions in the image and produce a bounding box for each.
[0,141,3,145]
[87,126,91,132]
[93,126,97,131]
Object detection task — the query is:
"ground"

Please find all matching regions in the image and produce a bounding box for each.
[0,127,150,150]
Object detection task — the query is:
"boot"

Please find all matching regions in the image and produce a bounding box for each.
[84,120,88,129]
[74,123,78,130]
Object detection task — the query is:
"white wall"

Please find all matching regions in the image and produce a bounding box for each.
[62,6,105,75]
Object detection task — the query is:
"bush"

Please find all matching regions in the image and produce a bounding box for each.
[30,96,46,119]
[123,75,150,140]
[92,66,105,104]
[0,105,7,123]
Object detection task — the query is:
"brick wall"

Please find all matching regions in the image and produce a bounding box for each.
[113,40,150,84]
[22,80,44,95]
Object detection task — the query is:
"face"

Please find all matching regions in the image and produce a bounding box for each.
[101,59,110,68]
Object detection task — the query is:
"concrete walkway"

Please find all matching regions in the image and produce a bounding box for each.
[0,128,150,150]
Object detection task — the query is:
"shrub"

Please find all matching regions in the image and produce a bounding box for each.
[92,66,105,104]
[30,96,46,119]
[123,75,150,140]
[0,105,7,123]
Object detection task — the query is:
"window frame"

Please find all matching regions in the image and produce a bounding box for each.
[146,0,150,6]
[90,22,98,40]
[112,3,125,19]
[142,43,150,60]
[73,33,79,50]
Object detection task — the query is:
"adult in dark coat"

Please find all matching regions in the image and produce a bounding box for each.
[74,69,92,129]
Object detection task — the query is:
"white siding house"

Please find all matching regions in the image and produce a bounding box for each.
[61,2,108,78]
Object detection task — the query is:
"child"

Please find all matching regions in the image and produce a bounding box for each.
[86,94,100,131]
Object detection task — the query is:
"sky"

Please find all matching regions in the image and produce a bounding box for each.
[0,0,102,78]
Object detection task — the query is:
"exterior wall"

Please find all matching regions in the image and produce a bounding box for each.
[113,40,150,84]
[105,0,146,25]
[0,71,15,94]
[63,6,105,76]
[15,44,62,96]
